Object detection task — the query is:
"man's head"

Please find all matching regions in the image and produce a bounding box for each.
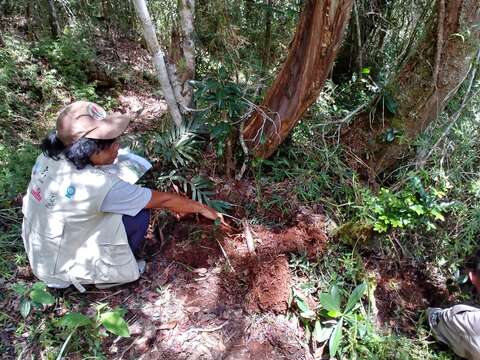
[41,101,132,169]
[56,101,131,146]
[466,251,480,292]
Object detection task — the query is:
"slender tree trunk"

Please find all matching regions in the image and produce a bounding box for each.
[46,0,61,39]
[242,0,353,158]
[342,0,480,179]
[178,0,195,108]
[132,0,183,127]
[262,0,273,69]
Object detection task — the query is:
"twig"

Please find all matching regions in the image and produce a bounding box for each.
[97,290,123,302]
[243,220,256,253]
[216,239,235,273]
[184,320,229,336]
[118,340,136,360]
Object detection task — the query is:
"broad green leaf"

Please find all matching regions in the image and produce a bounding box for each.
[58,312,92,329]
[30,289,54,305]
[19,298,31,318]
[313,320,334,343]
[100,310,130,337]
[327,310,343,318]
[32,282,47,291]
[344,283,367,313]
[320,286,341,314]
[295,296,310,313]
[361,67,371,74]
[329,317,343,357]
[12,283,28,295]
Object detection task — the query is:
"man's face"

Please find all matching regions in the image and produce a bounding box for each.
[90,142,120,166]
[469,271,480,293]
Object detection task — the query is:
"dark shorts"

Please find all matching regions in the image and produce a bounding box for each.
[122,209,150,257]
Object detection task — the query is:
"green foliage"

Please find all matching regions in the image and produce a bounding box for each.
[11,281,130,357]
[291,283,368,357]
[33,27,94,85]
[149,120,202,168]
[191,68,248,157]
[12,282,55,318]
[157,171,231,213]
[0,143,39,203]
[362,175,451,233]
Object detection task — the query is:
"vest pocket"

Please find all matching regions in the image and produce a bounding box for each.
[95,244,139,283]
[22,217,64,277]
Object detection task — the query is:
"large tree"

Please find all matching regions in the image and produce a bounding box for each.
[242,0,353,158]
[342,0,480,180]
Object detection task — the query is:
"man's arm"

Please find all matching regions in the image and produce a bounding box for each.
[144,190,221,222]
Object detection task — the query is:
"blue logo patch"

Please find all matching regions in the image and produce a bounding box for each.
[65,186,76,199]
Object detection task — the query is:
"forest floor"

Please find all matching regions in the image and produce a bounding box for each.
[1,35,461,359]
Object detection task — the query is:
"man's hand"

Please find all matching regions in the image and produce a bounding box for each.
[146,191,232,231]
[199,206,232,231]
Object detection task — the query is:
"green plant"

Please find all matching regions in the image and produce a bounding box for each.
[149,120,202,168]
[291,283,367,357]
[157,171,231,213]
[55,304,130,358]
[364,175,452,233]
[11,282,55,318]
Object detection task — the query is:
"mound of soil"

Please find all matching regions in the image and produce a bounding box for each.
[245,255,291,313]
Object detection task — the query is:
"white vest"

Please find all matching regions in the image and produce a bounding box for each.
[22,154,140,291]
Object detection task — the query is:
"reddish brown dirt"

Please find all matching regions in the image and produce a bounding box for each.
[161,223,221,268]
[367,259,454,334]
[245,255,291,313]
[153,210,328,315]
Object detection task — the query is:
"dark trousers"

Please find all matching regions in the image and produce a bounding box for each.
[122,209,150,257]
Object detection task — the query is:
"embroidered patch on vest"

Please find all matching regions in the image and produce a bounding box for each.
[45,192,57,209]
[65,186,76,199]
[31,187,42,202]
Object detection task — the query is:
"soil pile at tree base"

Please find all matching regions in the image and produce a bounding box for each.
[160,214,329,313]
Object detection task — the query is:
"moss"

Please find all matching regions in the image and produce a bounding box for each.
[334,221,374,247]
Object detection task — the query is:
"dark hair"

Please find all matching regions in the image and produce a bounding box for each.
[466,250,480,275]
[41,130,116,170]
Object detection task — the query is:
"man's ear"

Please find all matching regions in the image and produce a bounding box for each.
[469,271,475,283]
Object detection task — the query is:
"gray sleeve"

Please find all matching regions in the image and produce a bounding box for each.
[100,180,152,216]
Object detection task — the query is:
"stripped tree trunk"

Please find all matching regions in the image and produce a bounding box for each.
[178,0,195,108]
[133,0,183,127]
[341,0,480,179]
[46,0,61,39]
[242,0,353,158]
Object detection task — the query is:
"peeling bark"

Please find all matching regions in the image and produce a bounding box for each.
[342,0,480,179]
[132,0,183,127]
[242,0,353,158]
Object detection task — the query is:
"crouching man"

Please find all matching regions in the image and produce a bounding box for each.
[22,101,226,292]
[428,254,480,359]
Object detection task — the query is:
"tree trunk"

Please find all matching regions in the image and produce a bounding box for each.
[242,0,353,158]
[342,0,480,179]
[178,0,195,108]
[46,0,61,39]
[132,0,183,127]
[262,0,273,69]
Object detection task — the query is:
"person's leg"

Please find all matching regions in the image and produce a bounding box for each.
[122,209,150,257]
